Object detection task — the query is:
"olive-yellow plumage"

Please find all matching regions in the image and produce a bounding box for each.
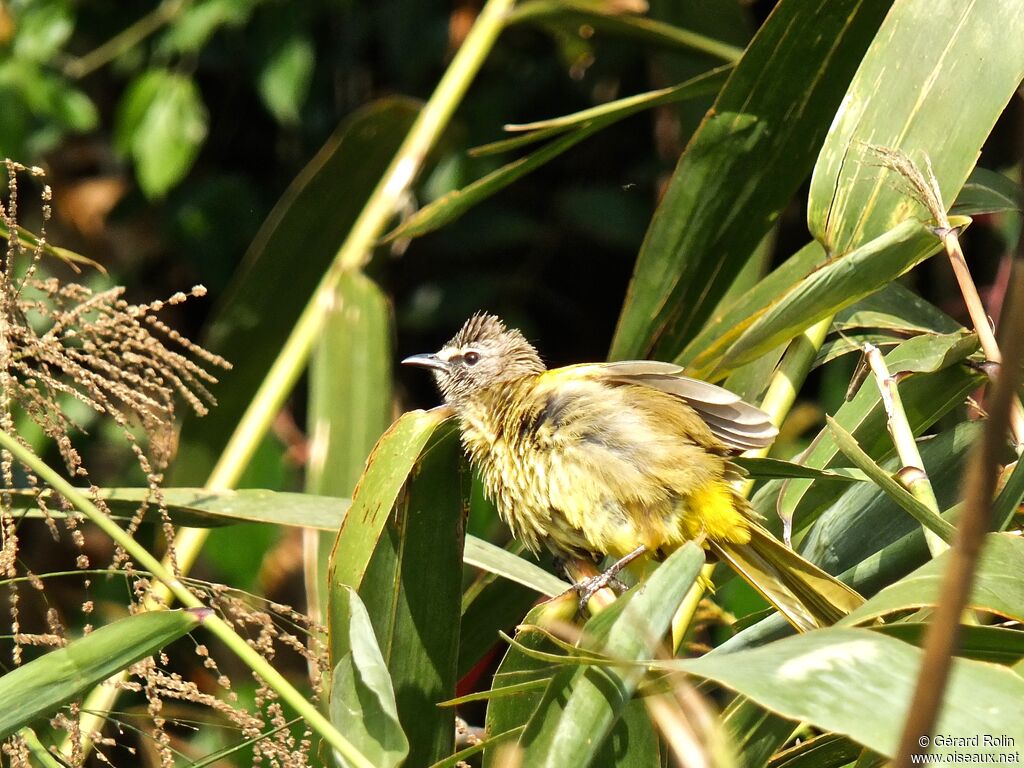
[404,313,863,630]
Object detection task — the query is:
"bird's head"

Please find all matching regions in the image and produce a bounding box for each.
[403,312,545,404]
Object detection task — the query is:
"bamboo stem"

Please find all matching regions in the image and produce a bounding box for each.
[863,342,947,556]
[893,264,1024,767]
[0,429,375,768]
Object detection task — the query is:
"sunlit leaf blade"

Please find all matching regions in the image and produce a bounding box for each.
[7,487,349,529]
[330,586,409,768]
[680,241,825,375]
[0,609,203,739]
[464,537,569,597]
[0,220,105,273]
[871,623,1024,666]
[807,2,1024,252]
[517,544,705,766]
[841,533,1024,626]
[722,696,797,768]
[307,270,393,618]
[723,219,965,369]
[768,733,861,768]
[610,0,891,361]
[951,168,1023,217]
[330,416,466,766]
[170,98,420,484]
[385,69,726,243]
[509,3,743,62]
[327,408,452,588]
[825,416,956,542]
[659,628,1024,758]
[732,457,866,483]
[992,458,1024,533]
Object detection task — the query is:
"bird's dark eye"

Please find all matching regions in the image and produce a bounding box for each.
[463,351,480,365]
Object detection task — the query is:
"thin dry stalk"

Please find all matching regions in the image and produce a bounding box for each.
[893,264,1024,766]
[863,342,947,556]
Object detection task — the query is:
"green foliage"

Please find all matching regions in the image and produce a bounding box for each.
[4,0,1024,765]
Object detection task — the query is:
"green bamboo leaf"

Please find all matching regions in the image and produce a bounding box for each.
[508,2,743,61]
[871,623,1024,666]
[807,2,1024,252]
[680,240,825,376]
[658,627,1024,758]
[732,457,866,483]
[0,609,204,739]
[832,282,961,336]
[329,414,466,766]
[611,0,891,361]
[723,218,967,369]
[464,537,569,597]
[951,168,1022,217]
[992,457,1024,533]
[768,733,861,768]
[327,408,453,588]
[0,220,105,273]
[825,416,956,542]
[171,98,420,485]
[517,544,705,766]
[385,69,726,242]
[841,533,1024,626]
[721,695,797,768]
[330,586,409,768]
[307,270,393,617]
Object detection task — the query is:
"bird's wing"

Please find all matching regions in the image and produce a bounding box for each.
[570,361,778,451]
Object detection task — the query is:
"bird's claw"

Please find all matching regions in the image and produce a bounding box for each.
[573,572,628,613]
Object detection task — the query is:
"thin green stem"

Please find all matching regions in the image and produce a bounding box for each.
[19,727,64,768]
[0,429,374,768]
[63,0,190,79]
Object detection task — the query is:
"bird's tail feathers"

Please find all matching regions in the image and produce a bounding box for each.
[710,522,864,633]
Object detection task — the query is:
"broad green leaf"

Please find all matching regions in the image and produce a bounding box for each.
[159,0,256,54]
[464,537,569,598]
[327,408,452,595]
[768,733,861,768]
[841,533,1024,626]
[517,544,705,766]
[330,586,409,768]
[832,282,961,335]
[660,628,1024,758]
[171,99,420,485]
[385,69,726,243]
[0,609,203,739]
[808,2,1024,252]
[952,168,1023,217]
[610,0,891,360]
[330,416,466,767]
[722,696,797,768]
[723,219,964,369]
[458,575,542,679]
[825,417,956,543]
[680,240,825,376]
[117,70,209,198]
[871,623,1024,666]
[307,271,393,617]
[258,33,316,125]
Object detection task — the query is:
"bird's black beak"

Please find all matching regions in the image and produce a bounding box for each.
[401,353,448,372]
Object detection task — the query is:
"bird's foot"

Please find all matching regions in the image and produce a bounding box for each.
[571,545,648,614]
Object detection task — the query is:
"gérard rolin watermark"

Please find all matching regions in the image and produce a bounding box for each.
[911,735,1020,763]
